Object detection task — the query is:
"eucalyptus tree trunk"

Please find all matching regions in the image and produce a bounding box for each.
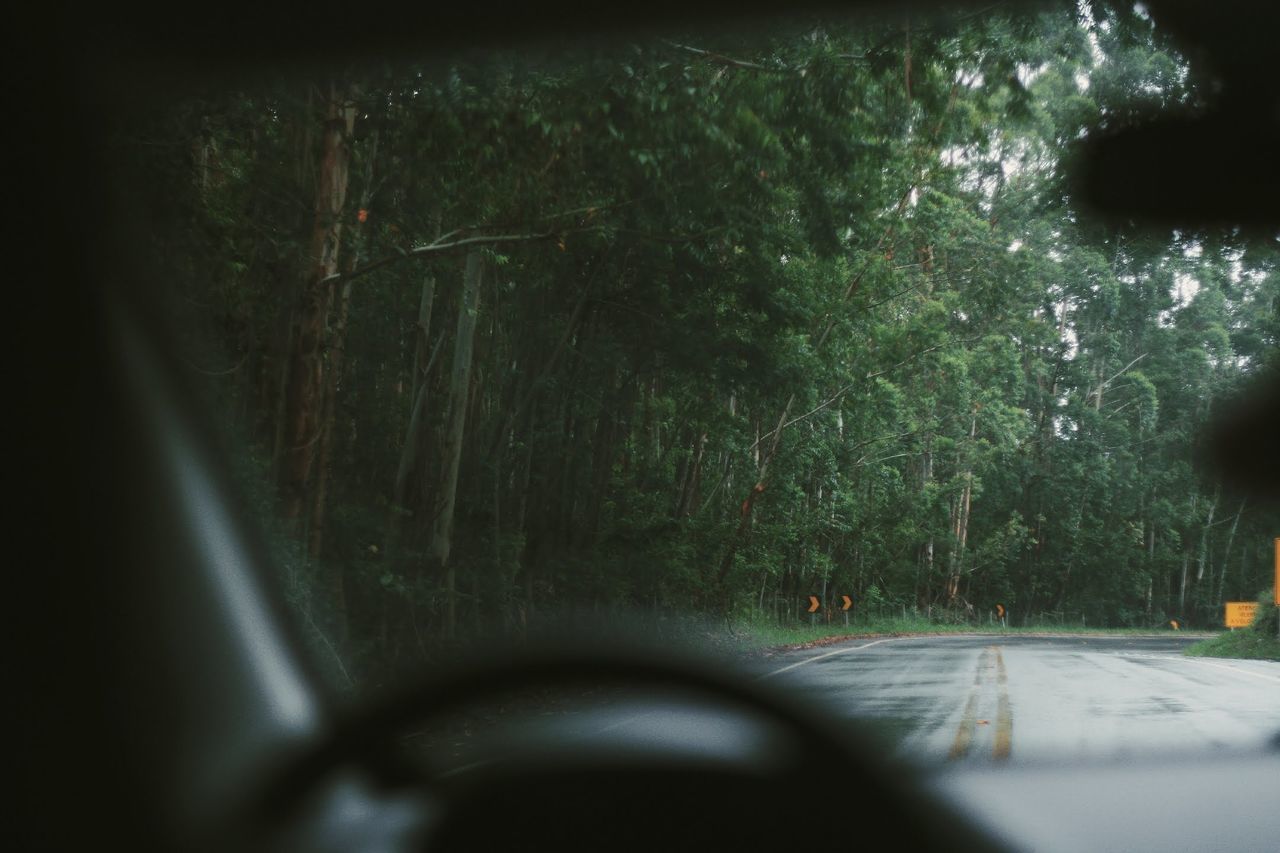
[514,405,537,628]
[1195,486,1220,586]
[305,112,376,655]
[676,432,708,517]
[1146,521,1156,618]
[280,81,357,526]
[1178,549,1190,615]
[946,411,977,605]
[389,211,443,556]
[1217,498,1246,604]
[919,434,933,605]
[310,128,378,559]
[431,250,484,640]
[306,275,353,647]
[717,397,793,585]
[1176,485,1199,617]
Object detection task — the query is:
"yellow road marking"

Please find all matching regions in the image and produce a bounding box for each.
[949,690,979,760]
[993,646,1012,761]
[993,693,1012,760]
[949,646,1013,763]
[973,648,988,685]
[949,648,990,761]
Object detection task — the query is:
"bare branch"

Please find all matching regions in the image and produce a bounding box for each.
[864,339,963,381]
[1087,353,1148,405]
[859,452,911,467]
[324,212,715,287]
[1103,398,1139,420]
[850,427,930,451]
[322,231,561,285]
[750,339,965,451]
[420,332,447,382]
[180,350,249,377]
[663,40,779,72]
[1102,353,1148,388]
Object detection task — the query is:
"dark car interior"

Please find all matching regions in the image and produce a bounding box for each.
[14,1,1280,851]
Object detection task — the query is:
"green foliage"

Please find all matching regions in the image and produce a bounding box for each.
[126,4,1280,682]
[1185,589,1280,661]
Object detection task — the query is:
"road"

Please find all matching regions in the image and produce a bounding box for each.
[756,634,1280,765]
[422,634,1280,853]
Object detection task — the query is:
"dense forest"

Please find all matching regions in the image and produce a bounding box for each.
[114,1,1280,683]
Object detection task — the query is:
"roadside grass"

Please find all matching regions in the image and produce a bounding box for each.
[726,617,1197,652]
[1185,630,1280,661]
[1184,593,1280,661]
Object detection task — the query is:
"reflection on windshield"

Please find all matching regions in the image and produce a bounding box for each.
[116,2,1280,752]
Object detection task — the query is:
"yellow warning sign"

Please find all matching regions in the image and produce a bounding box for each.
[1224,601,1259,629]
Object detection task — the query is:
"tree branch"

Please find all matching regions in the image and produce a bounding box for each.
[322,231,562,285]
[324,214,718,287]
[750,339,963,451]
[180,350,249,377]
[663,40,780,72]
[1102,353,1148,388]
[1088,353,1148,405]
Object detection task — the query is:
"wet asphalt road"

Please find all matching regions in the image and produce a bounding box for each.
[756,634,1280,765]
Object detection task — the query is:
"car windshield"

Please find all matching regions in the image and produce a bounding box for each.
[114,0,1280,768]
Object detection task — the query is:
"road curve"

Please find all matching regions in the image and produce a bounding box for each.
[758,634,1280,765]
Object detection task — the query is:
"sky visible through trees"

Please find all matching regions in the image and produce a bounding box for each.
[115,1,1280,684]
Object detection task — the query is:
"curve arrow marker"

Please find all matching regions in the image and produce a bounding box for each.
[807,595,821,613]
[841,595,853,611]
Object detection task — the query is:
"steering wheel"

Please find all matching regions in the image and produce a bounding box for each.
[235,639,1003,853]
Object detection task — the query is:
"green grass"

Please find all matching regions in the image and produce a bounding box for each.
[1185,629,1280,661]
[725,617,1197,651]
[1185,593,1280,661]
[730,618,966,649]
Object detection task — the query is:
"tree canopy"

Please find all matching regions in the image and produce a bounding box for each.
[114,1,1280,685]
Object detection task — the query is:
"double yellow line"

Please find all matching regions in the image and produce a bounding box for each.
[948,645,1012,762]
